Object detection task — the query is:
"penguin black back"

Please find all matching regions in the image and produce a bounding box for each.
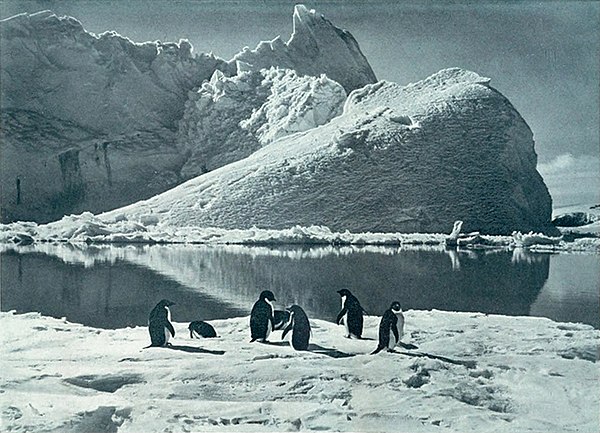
[148,299,176,347]
[336,289,365,338]
[250,290,276,342]
[282,305,311,350]
[371,301,402,354]
[189,321,217,338]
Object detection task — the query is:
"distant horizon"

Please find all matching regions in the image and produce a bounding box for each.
[1,0,598,210]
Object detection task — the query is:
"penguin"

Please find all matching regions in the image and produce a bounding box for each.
[281,305,311,350]
[273,309,291,331]
[188,320,217,338]
[371,301,417,354]
[249,290,276,342]
[336,289,366,339]
[147,299,176,347]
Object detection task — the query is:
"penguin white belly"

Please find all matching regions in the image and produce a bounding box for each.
[388,331,397,350]
[164,306,172,345]
[342,314,350,337]
[396,311,405,340]
[341,296,351,337]
[265,300,274,340]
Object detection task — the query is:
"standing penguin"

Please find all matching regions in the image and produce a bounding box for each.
[147,299,176,347]
[336,289,366,339]
[371,301,417,354]
[281,305,311,350]
[250,290,276,342]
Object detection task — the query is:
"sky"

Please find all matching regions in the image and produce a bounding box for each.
[1,0,598,208]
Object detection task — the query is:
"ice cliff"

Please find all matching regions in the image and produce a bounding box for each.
[104,68,556,235]
[0,7,375,223]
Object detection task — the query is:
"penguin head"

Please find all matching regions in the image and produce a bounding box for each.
[390,301,402,312]
[157,299,175,307]
[337,289,352,297]
[286,305,302,315]
[259,290,276,302]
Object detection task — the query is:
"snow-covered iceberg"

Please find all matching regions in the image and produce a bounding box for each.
[0,6,375,223]
[97,68,556,235]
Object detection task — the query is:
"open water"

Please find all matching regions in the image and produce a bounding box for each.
[1,243,598,329]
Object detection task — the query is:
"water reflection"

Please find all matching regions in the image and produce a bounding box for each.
[530,254,599,328]
[1,243,596,329]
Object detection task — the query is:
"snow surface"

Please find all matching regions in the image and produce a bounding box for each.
[90,68,554,235]
[1,310,598,432]
[177,67,346,176]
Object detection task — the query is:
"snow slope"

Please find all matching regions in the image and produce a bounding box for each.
[100,68,556,235]
[1,310,598,432]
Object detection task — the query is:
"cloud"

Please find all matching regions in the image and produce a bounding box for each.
[537,153,599,177]
[537,153,600,208]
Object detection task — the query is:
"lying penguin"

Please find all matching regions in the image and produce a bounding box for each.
[371,301,418,354]
[281,305,311,351]
[189,320,217,338]
[273,310,291,331]
[147,299,176,348]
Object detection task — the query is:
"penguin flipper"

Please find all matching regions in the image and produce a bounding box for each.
[281,323,293,340]
[336,308,347,325]
[166,322,175,338]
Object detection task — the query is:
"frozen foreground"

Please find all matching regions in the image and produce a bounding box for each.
[1,310,598,433]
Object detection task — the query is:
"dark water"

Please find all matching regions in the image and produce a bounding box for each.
[1,244,598,329]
